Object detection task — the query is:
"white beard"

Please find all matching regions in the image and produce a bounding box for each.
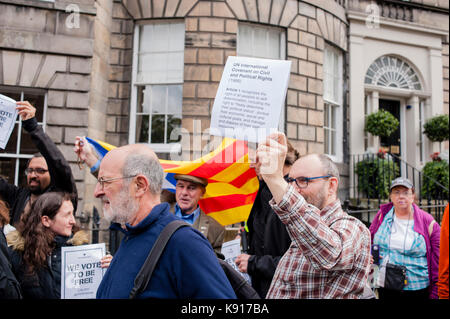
[102,185,138,225]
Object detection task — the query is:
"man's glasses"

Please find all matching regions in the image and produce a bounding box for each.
[25,168,48,175]
[97,175,137,190]
[286,175,332,189]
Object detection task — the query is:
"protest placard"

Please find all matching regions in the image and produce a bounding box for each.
[0,94,18,149]
[210,56,291,143]
[61,243,106,299]
[221,238,252,284]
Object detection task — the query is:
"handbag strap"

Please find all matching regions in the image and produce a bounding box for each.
[129,220,189,299]
[387,209,411,261]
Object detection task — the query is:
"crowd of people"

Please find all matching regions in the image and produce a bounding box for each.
[0,102,448,299]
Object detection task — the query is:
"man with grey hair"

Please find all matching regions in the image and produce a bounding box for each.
[256,132,371,299]
[94,144,236,299]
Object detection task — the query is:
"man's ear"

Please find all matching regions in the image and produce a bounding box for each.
[134,175,150,197]
[41,215,51,228]
[328,177,339,196]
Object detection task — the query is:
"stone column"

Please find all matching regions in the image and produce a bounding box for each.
[83,0,113,238]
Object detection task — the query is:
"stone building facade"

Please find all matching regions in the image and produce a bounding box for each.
[0,0,448,236]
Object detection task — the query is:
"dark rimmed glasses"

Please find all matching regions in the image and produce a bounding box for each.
[25,168,48,175]
[286,175,332,189]
[97,175,137,190]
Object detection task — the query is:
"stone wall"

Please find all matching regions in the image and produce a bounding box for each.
[0,0,96,217]
[112,0,350,158]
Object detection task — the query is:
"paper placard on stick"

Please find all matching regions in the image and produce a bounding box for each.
[61,243,106,299]
[210,56,291,143]
[0,94,18,149]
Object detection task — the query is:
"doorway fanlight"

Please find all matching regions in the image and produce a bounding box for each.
[365,55,422,91]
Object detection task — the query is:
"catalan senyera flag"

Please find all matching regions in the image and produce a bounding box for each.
[85,137,116,158]
[85,137,259,226]
[160,138,259,226]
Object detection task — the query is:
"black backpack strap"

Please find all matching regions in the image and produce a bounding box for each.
[129,220,189,299]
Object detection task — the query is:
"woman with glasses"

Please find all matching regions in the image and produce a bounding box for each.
[369,177,441,299]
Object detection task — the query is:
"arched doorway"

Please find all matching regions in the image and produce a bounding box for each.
[364,55,428,170]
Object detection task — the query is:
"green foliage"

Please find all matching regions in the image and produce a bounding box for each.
[421,160,449,199]
[423,114,449,142]
[364,109,399,137]
[355,157,399,198]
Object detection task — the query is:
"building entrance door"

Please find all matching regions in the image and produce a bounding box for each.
[379,99,401,156]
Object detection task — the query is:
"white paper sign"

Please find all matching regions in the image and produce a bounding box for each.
[210,56,291,143]
[221,238,252,284]
[0,94,18,149]
[61,243,106,299]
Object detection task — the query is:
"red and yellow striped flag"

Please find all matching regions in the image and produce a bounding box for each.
[85,137,259,226]
[160,138,259,226]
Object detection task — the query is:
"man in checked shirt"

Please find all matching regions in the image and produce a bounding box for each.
[255,132,371,299]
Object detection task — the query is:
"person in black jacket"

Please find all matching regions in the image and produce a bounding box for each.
[0,101,77,226]
[0,200,22,299]
[235,140,299,298]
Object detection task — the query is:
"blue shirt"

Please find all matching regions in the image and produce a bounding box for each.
[174,203,201,225]
[96,202,236,299]
[373,207,429,290]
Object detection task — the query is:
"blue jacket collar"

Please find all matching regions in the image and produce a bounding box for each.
[110,202,170,235]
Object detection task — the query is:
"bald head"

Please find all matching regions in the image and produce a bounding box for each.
[292,154,340,183]
[100,144,163,195]
[103,144,158,169]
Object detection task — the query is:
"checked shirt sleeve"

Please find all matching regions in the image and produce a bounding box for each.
[269,184,364,272]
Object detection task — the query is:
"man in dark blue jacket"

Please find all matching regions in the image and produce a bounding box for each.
[95,144,236,299]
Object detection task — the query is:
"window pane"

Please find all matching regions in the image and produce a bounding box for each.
[167,115,182,143]
[0,157,15,184]
[168,23,185,51]
[267,30,280,59]
[331,104,336,130]
[167,85,182,115]
[324,128,330,154]
[237,24,253,56]
[238,23,283,60]
[151,86,167,114]
[137,22,185,84]
[253,28,267,56]
[0,157,29,188]
[140,24,154,53]
[150,114,165,143]
[24,93,45,123]
[324,104,330,127]
[153,24,169,52]
[135,115,149,143]
[136,86,149,114]
[3,123,18,153]
[166,52,184,83]
[20,126,41,154]
[331,130,336,155]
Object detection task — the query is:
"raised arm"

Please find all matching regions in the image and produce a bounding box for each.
[18,101,78,207]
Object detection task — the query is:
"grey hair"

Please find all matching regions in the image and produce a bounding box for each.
[122,154,164,195]
[317,154,340,184]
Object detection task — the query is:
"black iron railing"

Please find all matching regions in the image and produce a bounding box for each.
[347,153,448,226]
